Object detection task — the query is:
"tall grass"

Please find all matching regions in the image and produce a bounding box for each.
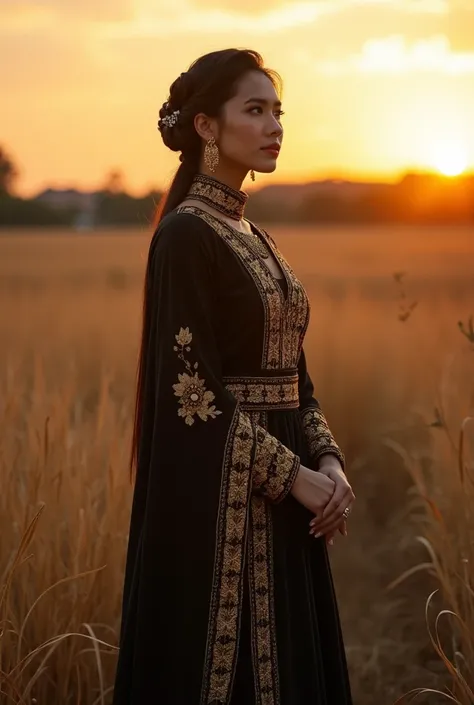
[0,353,132,703]
[389,315,474,704]
[1,226,473,703]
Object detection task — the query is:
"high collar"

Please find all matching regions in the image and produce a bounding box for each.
[187,173,249,221]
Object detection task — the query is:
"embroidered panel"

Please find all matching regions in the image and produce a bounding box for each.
[178,207,309,371]
[223,373,299,411]
[300,406,345,469]
[200,409,255,705]
[173,326,223,425]
[256,226,311,370]
[248,410,281,705]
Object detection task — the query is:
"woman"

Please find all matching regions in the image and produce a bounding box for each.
[113,48,355,705]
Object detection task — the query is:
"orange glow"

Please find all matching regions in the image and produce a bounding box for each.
[1,0,474,196]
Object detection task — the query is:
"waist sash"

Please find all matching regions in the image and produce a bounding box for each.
[223,371,299,411]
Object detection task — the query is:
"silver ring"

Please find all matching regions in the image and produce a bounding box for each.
[343,507,351,519]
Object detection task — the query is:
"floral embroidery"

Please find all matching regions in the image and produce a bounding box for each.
[173,326,223,426]
[170,209,312,704]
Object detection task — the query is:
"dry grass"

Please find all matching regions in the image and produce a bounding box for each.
[0,224,473,704]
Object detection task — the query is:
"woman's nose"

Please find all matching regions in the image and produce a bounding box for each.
[268,117,283,137]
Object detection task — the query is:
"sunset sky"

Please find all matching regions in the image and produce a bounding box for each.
[2,0,474,197]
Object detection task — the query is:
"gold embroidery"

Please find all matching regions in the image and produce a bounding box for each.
[177,207,310,372]
[173,326,223,425]
[248,411,281,705]
[223,374,299,411]
[201,410,255,705]
[256,226,310,370]
[200,406,296,705]
[300,406,345,469]
[188,173,248,220]
[253,425,300,504]
[170,208,310,704]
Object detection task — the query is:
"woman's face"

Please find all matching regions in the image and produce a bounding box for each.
[217,71,284,175]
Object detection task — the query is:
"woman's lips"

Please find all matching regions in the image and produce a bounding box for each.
[261,147,280,157]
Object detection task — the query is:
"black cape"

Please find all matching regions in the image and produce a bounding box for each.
[112,206,353,705]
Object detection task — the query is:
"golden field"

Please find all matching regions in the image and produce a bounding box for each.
[1,224,473,705]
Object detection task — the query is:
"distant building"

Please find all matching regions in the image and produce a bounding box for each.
[34,188,99,229]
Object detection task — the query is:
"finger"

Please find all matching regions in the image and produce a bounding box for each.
[310,524,336,544]
[314,508,350,535]
[310,491,349,531]
[310,486,353,528]
[311,501,353,536]
[339,520,348,536]
[313,517,345,539]
[320,484,348,521]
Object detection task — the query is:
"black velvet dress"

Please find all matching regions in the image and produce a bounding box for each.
[112,198,353,705]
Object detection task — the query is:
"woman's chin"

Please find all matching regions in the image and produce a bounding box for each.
[253,161,278,175]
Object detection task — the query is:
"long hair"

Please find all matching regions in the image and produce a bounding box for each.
[129,49,281,479]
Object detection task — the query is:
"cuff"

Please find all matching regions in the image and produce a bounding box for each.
[300,406,345,471]
[251,422,301,503]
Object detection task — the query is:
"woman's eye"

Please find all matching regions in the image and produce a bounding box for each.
[249,106,263,114]
[275,110,285,119]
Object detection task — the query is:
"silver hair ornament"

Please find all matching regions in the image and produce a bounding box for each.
[160,109,180,129]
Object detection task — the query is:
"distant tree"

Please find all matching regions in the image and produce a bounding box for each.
[103,168,126,195]
[0,145,19,195]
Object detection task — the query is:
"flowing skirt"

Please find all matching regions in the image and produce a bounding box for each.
[112,406,353,705]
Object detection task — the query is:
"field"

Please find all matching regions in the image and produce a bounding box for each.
[1,224,473,704]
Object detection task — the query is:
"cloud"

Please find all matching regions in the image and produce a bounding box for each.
[192,0,287,13]
[189,0,450,15]
[99,2,330,38]
[0,0,134,25]
[316,34,474,73]
[342,0,449,12]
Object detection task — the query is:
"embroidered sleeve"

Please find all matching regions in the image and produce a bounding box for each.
[297,348,345,471]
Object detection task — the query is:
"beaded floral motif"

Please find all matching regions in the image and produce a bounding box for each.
[173,326,222,425]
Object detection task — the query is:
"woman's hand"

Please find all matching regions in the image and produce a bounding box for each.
[290,464,336,518]
[309,455,355,542]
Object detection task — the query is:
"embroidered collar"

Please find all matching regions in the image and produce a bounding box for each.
[187,174,248,221]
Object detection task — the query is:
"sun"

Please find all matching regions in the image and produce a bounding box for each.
[430,142,468,177]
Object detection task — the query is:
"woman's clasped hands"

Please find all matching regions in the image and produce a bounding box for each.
[290,455,355,548]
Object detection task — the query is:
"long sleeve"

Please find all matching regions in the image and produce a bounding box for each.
[147,213,300,505]
[297,347,345,470]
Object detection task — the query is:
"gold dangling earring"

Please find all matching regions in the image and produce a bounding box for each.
[250,170,256,182]
[204,137,219,173]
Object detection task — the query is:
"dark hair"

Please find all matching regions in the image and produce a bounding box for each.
[129,49,281,478]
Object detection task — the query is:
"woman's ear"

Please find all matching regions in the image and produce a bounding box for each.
[194,113,217,142]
